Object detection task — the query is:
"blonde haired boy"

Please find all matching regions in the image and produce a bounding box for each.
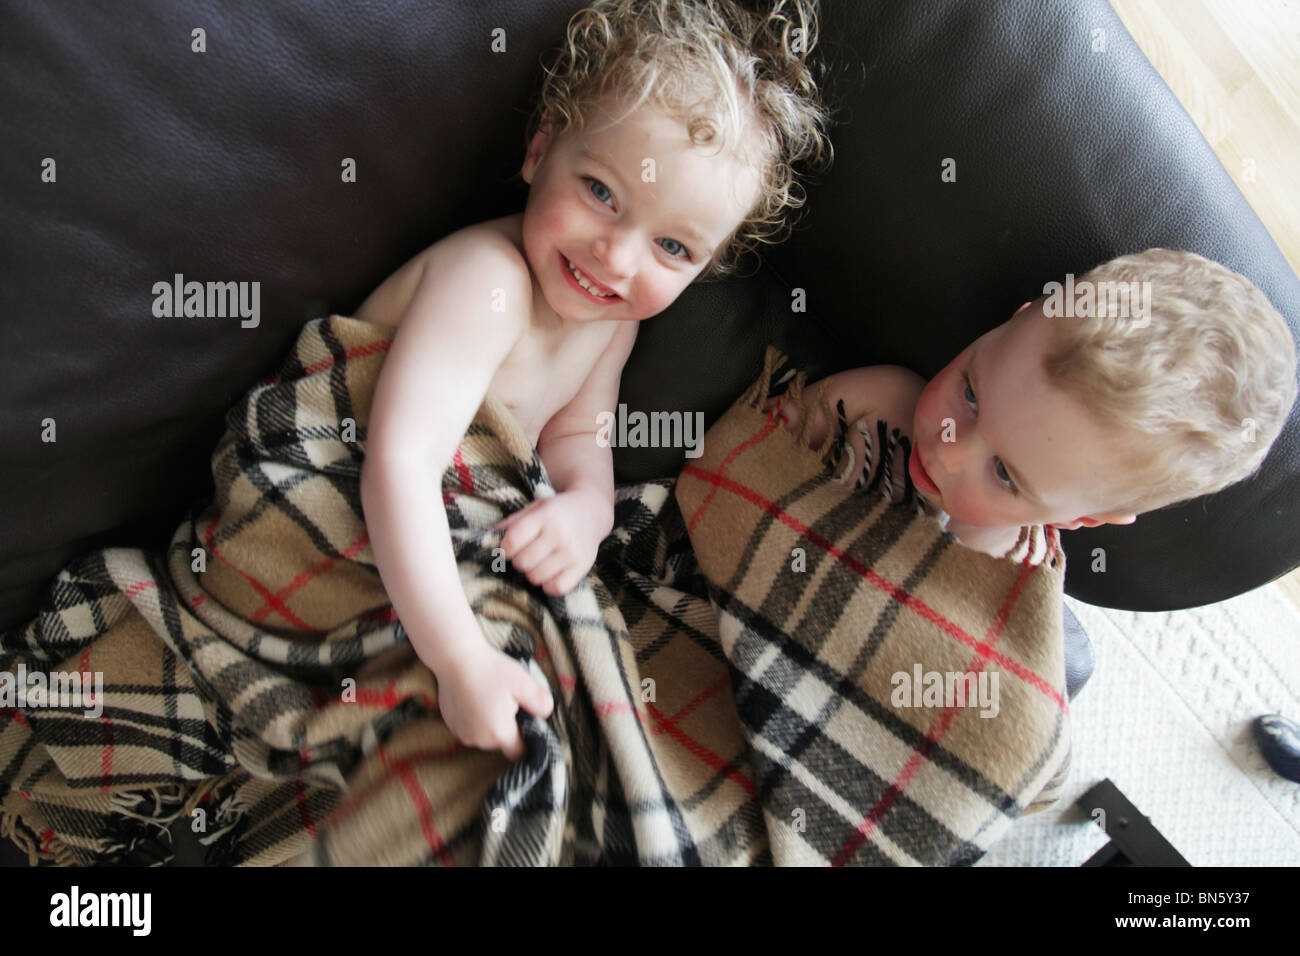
[774,249,1298,558]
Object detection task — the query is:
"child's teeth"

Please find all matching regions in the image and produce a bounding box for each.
[567,258,614,296]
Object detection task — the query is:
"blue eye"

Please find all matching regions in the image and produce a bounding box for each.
[585,177,613,206]
[963,376,977,410]
[995,459,1018,493]
[659,237,689,259]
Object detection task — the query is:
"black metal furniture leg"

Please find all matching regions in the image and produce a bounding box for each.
[1077,778,1191,866]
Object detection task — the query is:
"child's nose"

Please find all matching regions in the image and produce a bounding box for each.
[932,424,965,480]
[592,229,635,278]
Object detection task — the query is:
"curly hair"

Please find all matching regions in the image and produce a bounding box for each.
[524,0,834,279]
[1043,249,1298,515]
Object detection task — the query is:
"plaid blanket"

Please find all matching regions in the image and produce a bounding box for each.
[674,346,1071,865]
[1,317,1064,867]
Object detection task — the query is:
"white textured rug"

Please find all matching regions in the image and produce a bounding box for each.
[976,581,1300,866]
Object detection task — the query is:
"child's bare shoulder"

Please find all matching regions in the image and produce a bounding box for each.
[823,363,926,428]
[356,215,531,330]
[845,364,926,394]
[361,217,536,457]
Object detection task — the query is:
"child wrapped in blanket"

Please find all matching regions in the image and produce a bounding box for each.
[768,249,1298,559]
[358,0,832,758]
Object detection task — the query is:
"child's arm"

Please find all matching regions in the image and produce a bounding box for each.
[360,232,552,760]
[770,365,926,465]
[496,321,639,596]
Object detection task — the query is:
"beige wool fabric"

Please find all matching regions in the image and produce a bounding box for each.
[675,346,1071,864]
[2,322,1067,867]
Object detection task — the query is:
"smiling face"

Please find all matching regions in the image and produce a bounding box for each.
[908,302,1143,531]
[519,96,762,323]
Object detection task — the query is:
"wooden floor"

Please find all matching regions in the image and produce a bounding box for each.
[1108,0,1300,609]
[1110,0,1300,273]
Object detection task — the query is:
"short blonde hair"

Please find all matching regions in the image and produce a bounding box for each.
[1043,248,1298,514]
[525,0,834,279]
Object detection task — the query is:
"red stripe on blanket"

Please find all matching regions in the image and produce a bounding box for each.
[669,674,731,723]
[832,559,1038,865]
[1046,525,1062,562]
[595,700,641,719]
[379,744,455,865]
[685,416,782,534]
[326,744,463,826]
[352,688,437,711]
[452,447,474,494]
[202,516,317,633]
[79,649,98,720]
[125,579,157,599]
[246,531,370,626]
[680,465,1066,711]
[296,339,391,380]
[647,702,756,797]
[99,718,114,793]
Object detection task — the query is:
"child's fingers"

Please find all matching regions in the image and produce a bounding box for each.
[498,724,526,762]
[499,511,546,557]
[544,564,587,597]
[510,537,555,575]
[514,671,554,721]
[493,497,546,532]
[496,509,538,538]
[525,550,570,588]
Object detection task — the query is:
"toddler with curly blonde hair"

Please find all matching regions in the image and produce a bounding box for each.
[359,0,834,758]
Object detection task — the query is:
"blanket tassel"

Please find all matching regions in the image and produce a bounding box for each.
[0,805,79,867]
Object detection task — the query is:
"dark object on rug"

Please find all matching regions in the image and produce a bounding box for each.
[1253,713,1300,783]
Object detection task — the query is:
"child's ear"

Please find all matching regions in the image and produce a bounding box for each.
[521,126,553,184]
[1050,512,1138,531]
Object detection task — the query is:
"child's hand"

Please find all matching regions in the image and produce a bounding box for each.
[944,518,1023,559]
[435,643,554,761]
[495,488,609,596]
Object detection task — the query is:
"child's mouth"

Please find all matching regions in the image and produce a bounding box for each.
[561,253,621,303]
[909,446,942,500]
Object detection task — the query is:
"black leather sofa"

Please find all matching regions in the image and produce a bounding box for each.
[3,0,1298,865]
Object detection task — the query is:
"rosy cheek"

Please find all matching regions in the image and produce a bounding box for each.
[950,486,1016,528]
[554,197,583,230]
[523,207,553,249]
[944,488,986,525]
[669,275,691,304]
[538,182,574,215]
[913,382,943,441]
[640,275,675,315]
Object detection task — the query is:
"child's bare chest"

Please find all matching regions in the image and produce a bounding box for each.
[489,322,617,445]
